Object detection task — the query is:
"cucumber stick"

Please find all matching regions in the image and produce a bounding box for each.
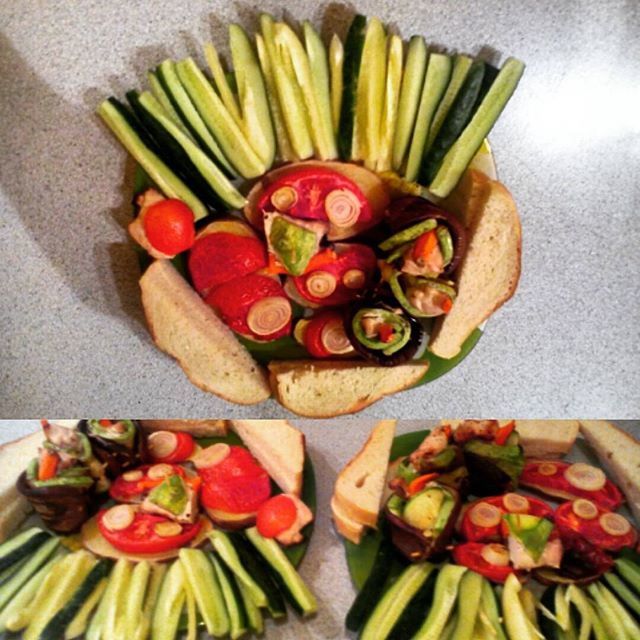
[429,57,525,197]
[23,551,97,640]
[356,17,386,168]
[450,570,484,640]
[479,580,507,640]
[255,33,296,162]
[122,560,151,640]
[404,52,452,182]
[211,554,247,640]
[361,563,435,640]
[0,530,51,573]
[102,557,134,640]
[135,563,167,640]
[338,14,367,160]
[179,548,229,637]
[134,90,245,209]
[303,21,338,159]
[155,60,236,177]
[65,577,108,640]
[260,14,313,160]
[0,535,58,611]
[598,583,640,638]
[329,34,344,134]
[151,561,186,640]
[0,527,45,559]
[377,34,404,171]
[275,22,335,160]
[604,573,640,616]
[203,42,244,127]
[245,527,317,616]
[501,573,541,640]
[229,24,276,168]
[209,530,267,607]
[392,35,427,171]
[182,569,198,640]
[98,98,208,220]
[175,57,266,178]
[426,54,473,151]
[413,564,467,640]
[148,70,190,133]
[237,580,263,635]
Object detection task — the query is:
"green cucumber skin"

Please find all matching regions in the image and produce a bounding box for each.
[338,14,367,160]
[420,60,486,184]
[0,531,51,574]
[39,560,111,640]
[388,568,438,639]
[346,536,396,632]
[605,572,640,617]
[211,554,247,639]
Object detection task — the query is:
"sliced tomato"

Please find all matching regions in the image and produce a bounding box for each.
[555,501,637,552]
[98,509,201,554]
[109,464,184,503]
[256,495,298,538]
[452,542,516,583]
[520,460,624,511]
[189,232,267,296]
[149,432,195,464]
[143,199,195,255]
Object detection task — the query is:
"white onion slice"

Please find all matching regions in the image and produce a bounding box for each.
[503,493,530,514]
[325,189,361,227]
[470,502,503,528]
[306,271,337,298]
[572,499,599,520]
[537,463,558,476]
[147,463,174,480]
[192,443,231,470]
[154,521,183,537]
[122,470,143,482]
[148,431,178,460]
[103,504,135,531]
[599,513,632,537]
[343,269,366,290]
[481,543,510,567]
[564,463,606,492]
[270,186,298,211]
[246,296,292,336]
[321,319,354,355]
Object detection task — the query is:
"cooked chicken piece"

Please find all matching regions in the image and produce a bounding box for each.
[508,536,563,570]
[409,426,450,466]
[453,420,499,443]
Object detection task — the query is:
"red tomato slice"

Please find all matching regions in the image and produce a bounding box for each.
[150,432,195,464]
[256,495,298,538]
[257,166,372,224]
[98,510,201,554]
[303,312,339,358]
[452,542,516,584]
[555,501,637,552]
[109,464,184,503]
[189,232,267,296]
[143,199,195,255]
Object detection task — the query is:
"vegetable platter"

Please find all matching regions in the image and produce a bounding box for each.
[337,420,640,639]
[98,12,525,417]
[0,419,317,640]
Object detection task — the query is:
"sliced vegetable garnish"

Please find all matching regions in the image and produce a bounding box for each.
[481,543,510,567]
[572,499,598,520]
[192,443,231,470]
[325,188,362,227]
[102,505,136,531]
[305,271,337,298]
[564,463,606,492]
[246,296,292,336]
[470,502,503,528]
[342,268,365,289]
[148,431,195,463]
[352,308,412,356]
[271,185,298,210]
[453,542,515,583]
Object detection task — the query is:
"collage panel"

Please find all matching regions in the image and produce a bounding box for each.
[0,419,639,639]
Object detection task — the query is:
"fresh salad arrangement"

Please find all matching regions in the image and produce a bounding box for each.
[1,420,317,639]
[336,421,640,639]
[98,12,525,416]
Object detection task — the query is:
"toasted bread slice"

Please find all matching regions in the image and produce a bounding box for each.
[140,420,229,437]
[429,176,521,359]
[0,429,41,540]
[139,260,271,405]
[440,420,579,458]
[334,420,396,528]
[331,496,365,544]
[579,421,640,524]
[231,420,305,496]
[269,361,428,418]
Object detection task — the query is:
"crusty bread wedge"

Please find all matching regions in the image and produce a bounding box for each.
[231,420,305,496]
[0,429,41,540]
[333,420,396,529]
[579,421,640,524]
[331,496,365,544]
[440,420,579,458]
[140,420,229,437]
[430,173,521,359]
[269,361,428,418]
[140,260,271,405]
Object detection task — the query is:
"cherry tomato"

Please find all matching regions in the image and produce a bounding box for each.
[256,495,298,538]
[98,509,201,554]
[143,199,195,255]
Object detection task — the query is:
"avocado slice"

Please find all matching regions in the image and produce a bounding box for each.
[146,475,188,517]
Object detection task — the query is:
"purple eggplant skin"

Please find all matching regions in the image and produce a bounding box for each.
[78,420,147,479]
[385,487,462,563]
[16,471,96,534]
[384,197,468,277]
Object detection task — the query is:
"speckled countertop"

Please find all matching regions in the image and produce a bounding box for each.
[1,1,639,417]
[1,419,639,639]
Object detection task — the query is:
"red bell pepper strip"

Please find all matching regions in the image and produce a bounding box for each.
[407,473,440,496]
